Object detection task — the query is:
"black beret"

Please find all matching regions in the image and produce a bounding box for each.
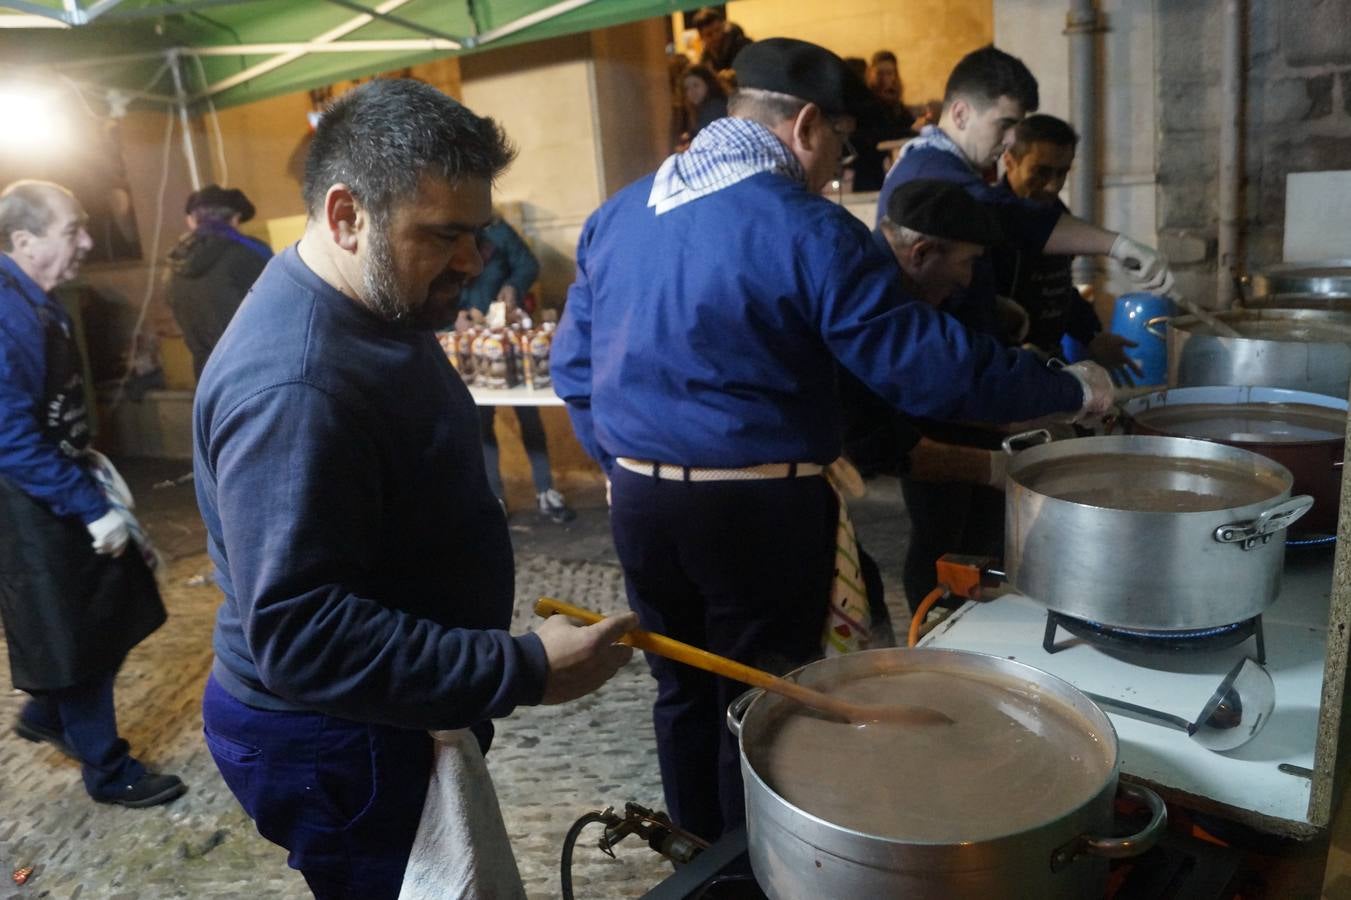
[732,38,876,120]
[884,179,1005,246]
[185,184,256,223]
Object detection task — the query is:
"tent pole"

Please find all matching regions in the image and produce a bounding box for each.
[169,50,203,190]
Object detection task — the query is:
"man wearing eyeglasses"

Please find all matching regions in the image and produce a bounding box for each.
[552,37,1115,841]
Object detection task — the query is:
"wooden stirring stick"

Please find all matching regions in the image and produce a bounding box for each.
[535,597,953,727]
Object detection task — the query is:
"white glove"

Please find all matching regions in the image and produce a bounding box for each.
[1063,361,1116,422]
[87,508,131,557]
[1109,234,1175,295]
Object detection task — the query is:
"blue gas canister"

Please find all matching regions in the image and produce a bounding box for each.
[1110,293,1174,386]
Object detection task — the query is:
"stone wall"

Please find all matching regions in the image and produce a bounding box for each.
[1156,0,1351,304]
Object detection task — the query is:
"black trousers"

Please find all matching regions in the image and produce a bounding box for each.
[609,467,835,841]
[900,477,1004,614]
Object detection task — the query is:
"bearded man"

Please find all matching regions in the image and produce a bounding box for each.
[192,79,635,899]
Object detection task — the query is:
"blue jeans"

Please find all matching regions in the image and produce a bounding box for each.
[479,405,553,498]
[21,671,145,798]
[201,674,433,899]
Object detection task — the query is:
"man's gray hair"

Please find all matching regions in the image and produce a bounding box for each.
[0,180,71,252]
[728,87,808,127]
[879,216,952,252]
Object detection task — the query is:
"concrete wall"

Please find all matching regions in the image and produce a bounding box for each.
[1155,0,1351,303]
[724,0,994,107]
[996,0,1351,308]
[993,0,1158,308]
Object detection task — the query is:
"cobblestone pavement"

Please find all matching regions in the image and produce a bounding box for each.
[0,461,915,899]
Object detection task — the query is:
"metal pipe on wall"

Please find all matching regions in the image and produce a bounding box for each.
[1216,0,1245,309]
[1066,0,1100,287]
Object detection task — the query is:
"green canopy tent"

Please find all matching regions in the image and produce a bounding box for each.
[0,0,697,110]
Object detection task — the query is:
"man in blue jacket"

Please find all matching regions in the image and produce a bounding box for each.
[194,80,635,898]
[552,38,1115,841]
[0,180,185,809]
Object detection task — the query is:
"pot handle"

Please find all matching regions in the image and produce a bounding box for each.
[1143,315,1171,340]
[726,688,762,739]
[1214,494,1315,550]
[1050,783,1167,872]
[1001,428,1053,456]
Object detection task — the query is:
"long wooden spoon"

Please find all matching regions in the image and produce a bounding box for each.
[535,597,953,727]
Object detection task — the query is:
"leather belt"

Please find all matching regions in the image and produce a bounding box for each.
[615,457,824,482]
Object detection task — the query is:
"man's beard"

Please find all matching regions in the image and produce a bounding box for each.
[359,227,460,331]
[361,227,416,326]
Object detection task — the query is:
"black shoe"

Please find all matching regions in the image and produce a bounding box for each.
[95,773,188,809]
[14,719,77,760]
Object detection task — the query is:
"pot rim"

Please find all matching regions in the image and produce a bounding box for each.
[1121,386,1347,448]
[735,648,1122,849]
[1168,307,1351,343]
[1007,434,1294,517]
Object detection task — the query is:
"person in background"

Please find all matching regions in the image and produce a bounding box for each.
[996,114,1140,381]
[875,46,1173,615]
[166,185,272,381]
[458,216,576,523]
[194,80,634,897]
[552,38,1114,841]
[680,64,730,147]
[0,180,186,809]
[852,50,918,192]
[843,180,1017,613]
[692,6,752,72]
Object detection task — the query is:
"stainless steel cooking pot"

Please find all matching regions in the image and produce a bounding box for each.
[1005,434,1312,630]
[727,648,1166,900]
[1121,386,1346,535]
[1144,308,1351,399]
[1249,261,1351,300]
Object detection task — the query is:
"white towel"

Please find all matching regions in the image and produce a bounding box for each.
[397,729,527,900]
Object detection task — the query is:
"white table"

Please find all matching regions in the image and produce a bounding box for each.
[467,384,564,407]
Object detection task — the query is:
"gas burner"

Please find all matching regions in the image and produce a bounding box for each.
[1287,533,1337,548]
[1042,611,1266,664]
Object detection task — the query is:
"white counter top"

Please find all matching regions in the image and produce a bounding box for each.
[918,545,1334,832]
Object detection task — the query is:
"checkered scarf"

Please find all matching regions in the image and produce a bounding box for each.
[647,117,807,215]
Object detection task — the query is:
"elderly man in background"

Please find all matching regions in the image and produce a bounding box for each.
[166,184,272,381]
[0,180,186,809]
[552,38,1114,841]
[194,80,635,898]
[845,179,1017,527]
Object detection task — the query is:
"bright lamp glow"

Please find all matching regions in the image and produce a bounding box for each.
[0,85,69,154]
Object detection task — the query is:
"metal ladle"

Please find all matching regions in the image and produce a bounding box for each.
[1084,657,1274,752]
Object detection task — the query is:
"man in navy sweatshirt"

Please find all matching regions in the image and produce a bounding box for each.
[193,79,636,899]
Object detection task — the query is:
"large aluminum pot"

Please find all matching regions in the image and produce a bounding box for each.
[1121,386,1347,535]
[1144,308,1351,399]
[1006,434,1312,630]
[727,648,1166,900]
[1249,261,1351,300]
